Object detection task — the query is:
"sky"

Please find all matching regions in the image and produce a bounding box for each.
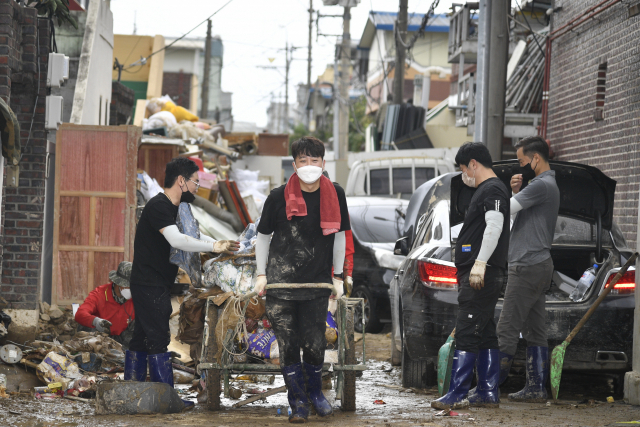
[110,0,459,128]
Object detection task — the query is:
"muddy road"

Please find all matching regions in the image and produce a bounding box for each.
[2,331,640,426]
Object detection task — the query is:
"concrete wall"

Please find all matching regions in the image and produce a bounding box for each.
[70,0,114,125]
[546,0,640,248]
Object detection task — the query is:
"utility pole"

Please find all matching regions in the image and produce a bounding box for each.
[337,5,350,160]
[393,0,408,105]
[200,19,212,119]
[307,0,313,128]
[485,0,509,161]
[284,42,291,134]
[474,0,490,144]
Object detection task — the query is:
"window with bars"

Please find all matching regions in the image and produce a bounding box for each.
[594,62,607,121]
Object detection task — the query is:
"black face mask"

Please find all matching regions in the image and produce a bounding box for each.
[179,178,196,204]
[180,188,196,204]
[520,159,537,183]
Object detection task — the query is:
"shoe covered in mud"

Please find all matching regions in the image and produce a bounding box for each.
[148,352,195,409]
[282,363,310,423]
[431,350,477,410]
[498,351,514,386]
[303,362,333,416]
[124,350,148,382]
[468,349,500,407]
[508,346,548,403]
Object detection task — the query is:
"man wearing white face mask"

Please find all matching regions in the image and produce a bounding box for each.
[254,136,350,423]
[75,261,136,349]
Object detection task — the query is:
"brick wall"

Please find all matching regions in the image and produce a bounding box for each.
[162,71,192,109]
[109,81,134,126]
[0,0,50,310]
[547,0,640,248]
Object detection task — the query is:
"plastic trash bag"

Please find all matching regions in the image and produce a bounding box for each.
[171,203,203,287]
[202,220,260,293]
[245,329,279,359]
[326,311,338,344]
[37,352,83,390]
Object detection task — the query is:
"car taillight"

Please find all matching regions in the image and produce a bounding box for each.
[418,260,458,290]
[606,270,635,295]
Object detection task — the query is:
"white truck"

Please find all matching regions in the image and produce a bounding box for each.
[345,148,458,198]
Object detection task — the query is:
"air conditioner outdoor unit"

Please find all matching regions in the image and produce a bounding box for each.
[47,53,69,88]
[45,96,63,130]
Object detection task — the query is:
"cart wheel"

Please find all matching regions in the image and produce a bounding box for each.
[341,306,356,412]
[204,304,221,411]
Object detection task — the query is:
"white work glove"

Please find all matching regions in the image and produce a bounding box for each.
[469,260,487,290]
[92,317,112,334]
[212,240,240,254]
[255,275,267,296]
[331,277,344,299]
[328,299,338,315]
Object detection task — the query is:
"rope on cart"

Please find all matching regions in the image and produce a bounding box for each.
[219,294,260,357]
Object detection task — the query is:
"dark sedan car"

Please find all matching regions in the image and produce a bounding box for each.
[390,161,635,390]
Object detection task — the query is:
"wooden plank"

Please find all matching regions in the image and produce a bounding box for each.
[59,191,126,198]
[56,251,89,302]
[95,197,125,247]
[88,251,95,294]
[58,196,90,246]
[94,252,125,290]
[58,245,124,252]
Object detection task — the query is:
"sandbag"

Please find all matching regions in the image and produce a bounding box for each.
[95,382,184,415]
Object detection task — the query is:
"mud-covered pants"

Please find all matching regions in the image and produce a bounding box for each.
[455,266,506,353]
[128,285,172,355]
[265,295,328,367]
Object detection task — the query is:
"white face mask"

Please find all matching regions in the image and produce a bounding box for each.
[120,288,132,300]
[461,166,476,188]
[295,164,324,184]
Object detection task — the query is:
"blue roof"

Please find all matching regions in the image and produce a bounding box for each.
[370,11,450,33]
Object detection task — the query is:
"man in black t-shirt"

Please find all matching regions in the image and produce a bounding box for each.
[255,137,350,423]
[125,158,239,407]
[432,142,510,411]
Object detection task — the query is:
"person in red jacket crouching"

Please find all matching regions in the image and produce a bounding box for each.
[75,261,135,349]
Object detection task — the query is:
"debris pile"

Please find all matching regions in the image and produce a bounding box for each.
[37,302,78,342]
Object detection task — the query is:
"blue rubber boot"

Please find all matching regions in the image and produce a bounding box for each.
[508,346,549,402]
[303,362,333,417]
[431,350,477,410]
[468,349,500,407]
[148,352,194,409]
[124,350,147,382]
[282,363,310,423]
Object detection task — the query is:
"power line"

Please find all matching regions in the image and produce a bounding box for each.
[125,0,236,69]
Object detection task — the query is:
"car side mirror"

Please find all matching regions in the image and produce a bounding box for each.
[394,236,409,256]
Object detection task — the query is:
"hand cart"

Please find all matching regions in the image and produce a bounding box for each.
[197,286,367,411]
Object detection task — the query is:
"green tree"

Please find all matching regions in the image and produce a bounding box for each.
[348,96,373,152]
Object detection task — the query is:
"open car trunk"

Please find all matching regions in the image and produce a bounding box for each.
[546,247,612,302]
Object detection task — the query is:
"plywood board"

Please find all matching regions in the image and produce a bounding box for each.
[94,252,125,290]
[53,124,140,305]
[137,143,179,188]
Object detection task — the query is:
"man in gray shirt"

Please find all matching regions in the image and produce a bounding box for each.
[496,136,560,402]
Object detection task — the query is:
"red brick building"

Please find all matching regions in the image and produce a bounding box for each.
[546,0,640,247]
